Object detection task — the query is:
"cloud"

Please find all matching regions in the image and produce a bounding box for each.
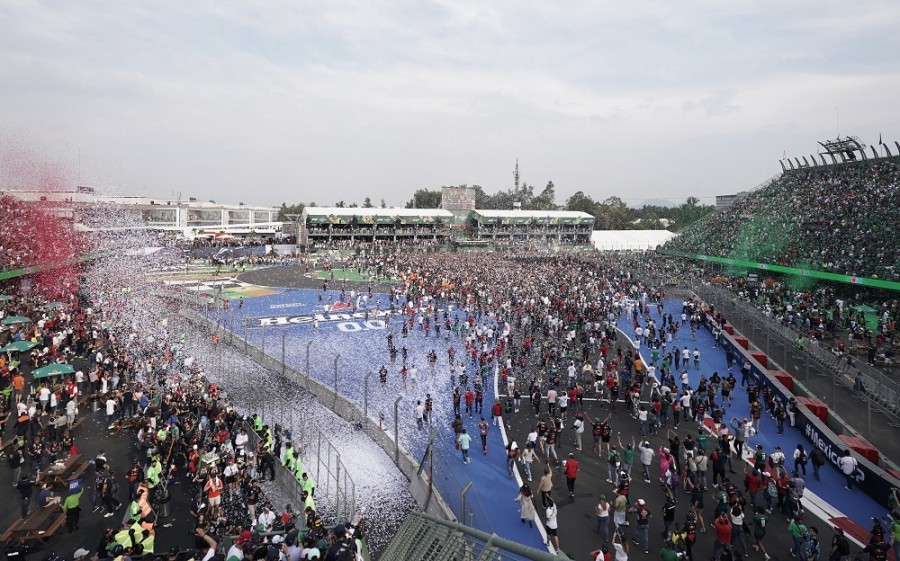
[0,1,898,206]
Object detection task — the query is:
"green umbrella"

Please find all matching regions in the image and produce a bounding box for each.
[0,341,39,353]
[2,316,32,325]
[0,295,13,302]
[850,304,877,313]
[32,363,76,379]
[46,302,65,310]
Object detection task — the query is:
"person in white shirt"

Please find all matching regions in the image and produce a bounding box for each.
[838,450,859,490]
[235,428,249,453]
[544,499,560,551]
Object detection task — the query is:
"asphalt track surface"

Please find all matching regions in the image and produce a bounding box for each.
[238,264,882,560]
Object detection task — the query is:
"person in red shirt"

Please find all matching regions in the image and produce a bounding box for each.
[712,512,732,561]
[563,453,579,497]
[204,471,224,518]
[465,389,475,419]
[491,399,503,427]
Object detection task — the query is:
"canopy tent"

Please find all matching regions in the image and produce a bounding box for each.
[0,341,39,353]
[0,295,13,302]
[590,230,676,251]
[850,304,878,313]
[33,363,76,379]
[2,316,32,325]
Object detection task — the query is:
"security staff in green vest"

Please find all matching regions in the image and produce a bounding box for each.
[301,472,315,497]
[137,529,154,555]
[293,453,304,480]
[263,426,273,451]
[252,414,263,433]
[282,443,294,468]
[146,457,162,501]
[128,489,145,524]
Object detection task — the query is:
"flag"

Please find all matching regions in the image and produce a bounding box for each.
[782,150,787,160]
[879,133,883,145]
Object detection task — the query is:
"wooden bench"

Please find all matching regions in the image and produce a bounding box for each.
[33,512,66,543]
[67,460,91,482]
[0,517,26,542]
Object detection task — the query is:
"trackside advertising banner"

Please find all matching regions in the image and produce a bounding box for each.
[713,319,898,509]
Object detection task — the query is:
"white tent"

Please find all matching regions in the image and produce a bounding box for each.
[590,230,675,251]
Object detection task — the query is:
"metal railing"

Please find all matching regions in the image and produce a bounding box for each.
[379,511,571,561]
[691,283,900,430]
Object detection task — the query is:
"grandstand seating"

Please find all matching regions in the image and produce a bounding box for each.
[664,157,900,280]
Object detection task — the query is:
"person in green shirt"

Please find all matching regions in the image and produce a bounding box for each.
[788,518,808,559]
[617,435,635,479]
[252,414,263,433]
[751,506,770,560]
[293,453,304,480]
[696,430,709,452]
[63,489,83,532]
[889,514,900,561]
[282,443,294,467]
[301,473,315,497]
[660,540,680,561]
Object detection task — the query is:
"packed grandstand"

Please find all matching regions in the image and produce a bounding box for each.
[0,150,899,561]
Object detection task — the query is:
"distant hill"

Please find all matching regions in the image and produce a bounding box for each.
[636,198,676,208]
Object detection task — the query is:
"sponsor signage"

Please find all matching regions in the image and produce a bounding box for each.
[244,304,448,329]
[718,329,898,509]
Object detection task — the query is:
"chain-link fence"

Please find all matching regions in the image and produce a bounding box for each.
[167,287,358,525]
[687,283,900,459]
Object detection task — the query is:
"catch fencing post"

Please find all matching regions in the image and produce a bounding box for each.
[364,372,371,430]
[306,341,313,390]
[281,332,287,376]
[394,396,403,466]
[333,355,341,405]
[460,482,473,525]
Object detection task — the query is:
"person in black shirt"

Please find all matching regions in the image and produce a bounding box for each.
[16,472,34,518]
[863,540,890,561]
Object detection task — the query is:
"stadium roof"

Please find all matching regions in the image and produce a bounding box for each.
[304,207,453,218]
[590,230,675,251]
[471,209,593,219]
[302,206,454,225]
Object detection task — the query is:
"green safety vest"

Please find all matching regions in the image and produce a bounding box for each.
[282,446,294,466]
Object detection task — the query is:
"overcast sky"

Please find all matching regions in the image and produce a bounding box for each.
[1,1,899,208]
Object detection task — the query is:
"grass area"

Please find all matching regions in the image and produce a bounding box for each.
[314,268,382,282]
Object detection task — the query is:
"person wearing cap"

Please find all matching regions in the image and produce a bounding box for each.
[629,498,651,554]
[227,530,251,561]
[595,494,610,544]
[563,453,579,498]
[73,548,91,561]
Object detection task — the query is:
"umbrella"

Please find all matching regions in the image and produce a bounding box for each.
[32,363,76,379]
[46,302,65,310]
[0,295,13,302]
[0,341,39,353]
[2,316,32,325]
[851,304,877,313]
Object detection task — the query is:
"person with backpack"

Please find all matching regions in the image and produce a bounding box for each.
[810,447,826,481]
[830,526,851,561]
[794,445,809,477]
[789,517,810,561]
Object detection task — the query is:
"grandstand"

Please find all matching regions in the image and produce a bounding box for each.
[590,229,674,251]
[466,209,594,245]
[299,207,454,250]
[663,155,900,280]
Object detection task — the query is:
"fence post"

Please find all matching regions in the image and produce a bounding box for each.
[282,332,287,376]
[243,325,248,352]
[333,355,341,405]
[460,482,473,524]
[394,396,403,466]
[335,453,342,522]
[364,372,371,429]
[261,326,267,356]
[306,341,313,389]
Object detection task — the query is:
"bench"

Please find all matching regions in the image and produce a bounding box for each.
[0,517,25,542]
[36,511,66,542]
[67,460,91,482]
[108,416,143,435]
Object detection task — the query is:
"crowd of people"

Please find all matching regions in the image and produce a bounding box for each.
[665,158,900,280]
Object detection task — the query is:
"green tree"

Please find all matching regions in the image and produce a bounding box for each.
[530,181,558,210]
[404,189,442,209]
[671,196,714,231]
[277,202,306,221]
[363,197,374,208]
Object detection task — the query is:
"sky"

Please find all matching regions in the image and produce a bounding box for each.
[1,0,899,208]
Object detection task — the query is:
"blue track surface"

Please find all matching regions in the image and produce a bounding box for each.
[616,298,885,528]
[215,287,546,551]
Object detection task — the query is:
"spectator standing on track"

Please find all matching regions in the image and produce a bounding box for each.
[789,517,810,560]
[595,494,611,544]
[630,498,651,554]
[838,450,858,490]
[457,428,472,464]
[539,467,553,508]
[477,417,489,454]
[545,498,560,551]
[810,447,826,481]
[712,512,732,561]
[563,453,579,497]
[513,484,536,528]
